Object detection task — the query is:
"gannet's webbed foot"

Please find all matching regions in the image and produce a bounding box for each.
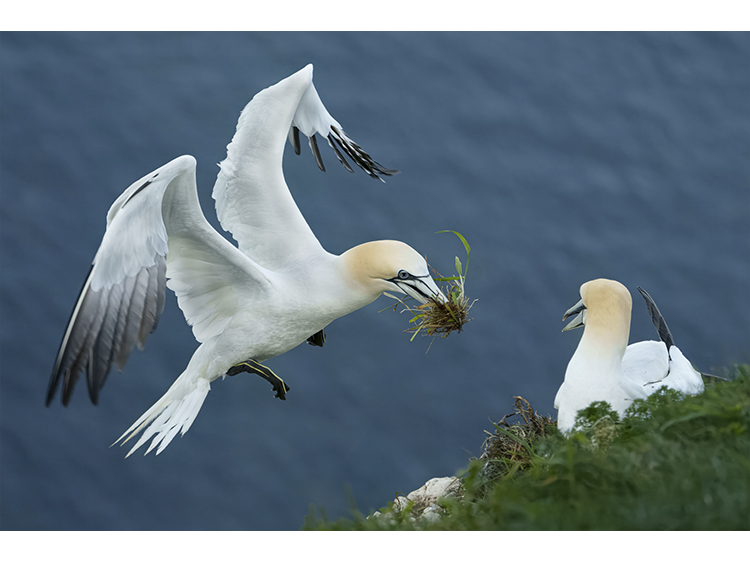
[306,329,325,347]
[226,359,290,400]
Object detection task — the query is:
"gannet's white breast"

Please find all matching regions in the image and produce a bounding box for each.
[207,251,388,370]
[556,340,648,433]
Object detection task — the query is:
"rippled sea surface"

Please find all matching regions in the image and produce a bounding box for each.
[1,32,748,530]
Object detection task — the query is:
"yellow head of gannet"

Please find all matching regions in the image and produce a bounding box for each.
[341,240,443,304]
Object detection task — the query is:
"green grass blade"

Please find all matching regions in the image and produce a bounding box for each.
[437,230,471,278]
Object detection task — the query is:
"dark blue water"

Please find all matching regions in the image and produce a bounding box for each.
[1,32,748,530]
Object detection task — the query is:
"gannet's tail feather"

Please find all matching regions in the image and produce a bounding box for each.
[113,373,210,457]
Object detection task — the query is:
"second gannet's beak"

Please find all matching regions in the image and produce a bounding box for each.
[562,298,587,332]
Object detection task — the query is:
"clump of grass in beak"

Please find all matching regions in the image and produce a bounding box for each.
[385,231,476,341]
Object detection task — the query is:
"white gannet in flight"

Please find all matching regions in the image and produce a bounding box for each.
[46,64,446,456]
[555,279,703,433]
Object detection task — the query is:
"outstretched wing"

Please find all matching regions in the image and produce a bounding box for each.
[212,64,397,270]
[48,155,269,406]
[47,159,178,406]
[288,72,398,180]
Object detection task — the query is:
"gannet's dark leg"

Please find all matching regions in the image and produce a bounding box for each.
[227,359,290,400]
[306,329,326,347]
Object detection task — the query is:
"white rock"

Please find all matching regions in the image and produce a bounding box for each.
[371,476,460,522]
[414,477,460,503]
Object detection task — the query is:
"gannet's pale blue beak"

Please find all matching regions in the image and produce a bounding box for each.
[562,299,586,332]
[389,273,446,304]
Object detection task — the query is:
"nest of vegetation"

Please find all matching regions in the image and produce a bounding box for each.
[477,397,556,494]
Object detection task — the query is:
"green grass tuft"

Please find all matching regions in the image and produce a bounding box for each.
[304,365,750,530]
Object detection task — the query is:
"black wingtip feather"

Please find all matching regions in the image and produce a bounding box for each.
[291,124,398,181]
[329,125,398,182]
[291,126,301,155]
[48,259,167,408]
[47,264,95,407]
[637,286,675,350]
[310,134,326,172]
[327,137,355,173]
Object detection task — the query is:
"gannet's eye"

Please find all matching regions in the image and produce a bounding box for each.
[397,270,410,280]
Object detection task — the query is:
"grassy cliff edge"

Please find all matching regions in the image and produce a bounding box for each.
[305,365,750,530]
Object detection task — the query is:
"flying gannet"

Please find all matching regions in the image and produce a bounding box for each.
[555,279,704,433]
[47,64,446,456]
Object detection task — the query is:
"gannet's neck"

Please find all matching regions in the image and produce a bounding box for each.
[570,332,627,381]
[578,310,630,364]
[568,278,633,380]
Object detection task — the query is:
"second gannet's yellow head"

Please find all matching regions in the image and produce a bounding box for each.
[563,278,632,350]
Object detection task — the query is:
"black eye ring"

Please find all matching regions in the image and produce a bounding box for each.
[397,270,410,280]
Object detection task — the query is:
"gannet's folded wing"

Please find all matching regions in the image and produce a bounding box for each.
[212,64,397,270]
[662,345,704,395]
[622,340,670,387]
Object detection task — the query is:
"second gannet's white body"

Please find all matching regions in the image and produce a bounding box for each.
[555,279,703,433]
[555,279,647,433]
[47,65,445,456]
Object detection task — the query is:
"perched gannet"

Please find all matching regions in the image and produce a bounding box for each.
[47,65,446,456]
[555,279,647,433]
[555,279,704,433]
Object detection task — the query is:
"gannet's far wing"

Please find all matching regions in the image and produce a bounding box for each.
[47,157,188,407]
[637,287,675,350]
[289,75,398,181]
[212,64,397,270]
